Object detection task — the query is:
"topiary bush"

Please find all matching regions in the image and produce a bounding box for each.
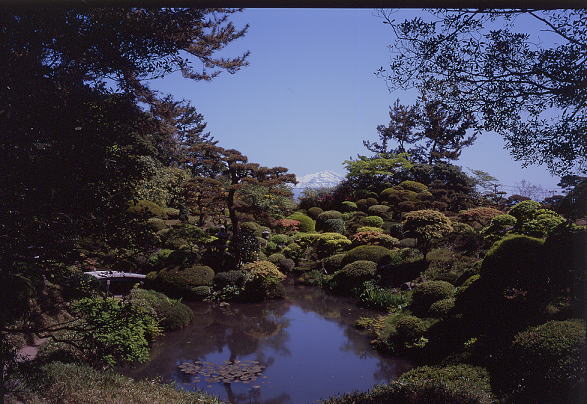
[350,231,399,249]
[322,218,346,233]
[340,201,357,212]
[323,253,346,273]
[508,199,542,223]
[361,215,384,228]
[267,253,294,272]
[316,210,343,231]
[503,319,586,401]
[307,206,324,219]
[342,245,396,266]
[457,207,503,228]
[241,260,286,301]
[150,265,215,300]
[519,210,566,238]
[330,260,377,295]
[429,297,455,318]
[394,315,428,345]
[323,364,494,404]
[146,217,167,232]
[410,280,455,316]
[480,214,517,245]
[127,199,168,218]
[129,288,194,331]
[356,226,384,234]
[367,204,390,217]
[480,234,546,305]
[287,212,315,232]
[402,209,453,259]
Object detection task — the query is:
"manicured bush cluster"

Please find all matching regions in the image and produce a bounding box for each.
[340,201,357,212]
[367,204,390,217]
[402,209,453,258]
[129,288,193,331]
[480,214,517,244]
[323,253,346,273]
[429,297,455,318]
[213,270,248,289]
[127,199,168,218]
[322,218,346,233]
[361,215,384,228]
[150,265,215,300]
[508,200,542,223]
[146,217,167,232]
[330,260,377,295]
[307,206,324,219]
[267,253,295,272]
[316,210,343,231]
[356,226,384,233]
[241,260,286,301]
[286,212,315,232]
[519,210,566,238]
[410,280,455,315]
[350,231,399,249]
[505,319,586,401]
[356,197,379,211]
[342,245,396,266]
[323,364,494,404]
[457,207,503,228]
[293,232,352,256]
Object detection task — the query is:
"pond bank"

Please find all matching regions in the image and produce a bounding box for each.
[125,284,412,404]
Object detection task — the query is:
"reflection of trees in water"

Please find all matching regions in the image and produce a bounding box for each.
[372,356,413,383]
[224,382,291,404]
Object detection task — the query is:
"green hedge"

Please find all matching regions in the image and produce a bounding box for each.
[410,281,455,316]
[287,212,315,232]
[330,260,377,295]
[342,245,396,266]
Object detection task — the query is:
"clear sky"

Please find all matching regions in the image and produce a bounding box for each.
[149,8,563,193]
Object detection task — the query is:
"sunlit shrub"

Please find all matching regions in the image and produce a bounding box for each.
[519,211,565,238]
[322,218,346,233]
[402,209,453,258]
[323,253,346,273]
[342,245,396,266]
[429,297,455,318]
[286,212,315,232]
[330,260,377,295]
[480,214,517,245]
[307,206,324,219]
[361,215,384,228]
[504,319,586,401]
[508,200,542,223]
[410,280,455,316]
[241,260,286,301]
[367,204,390,217]
[340,201,358,212]
[146,217,167,232]
[350,231,399,249]
[127,199,168,218]
[316,210,343,231]
[151,265,215,300]
[358,281,411,311]
[356,226,384,233]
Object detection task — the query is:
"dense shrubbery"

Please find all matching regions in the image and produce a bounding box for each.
[330,260,377,295]
[402,210,453,258]
[410,281,455,316]
[350,231,399,249]
[457,207,503,228]
[287,212,315,232]
[323,253,346,273]
[129,288,193,331]
[358,281,411,311]
[127,199,168,218]
[241,260,286,301]
[148,265,215,300]
[361,215,384,228]
[502,319,586,401]
[342,245,396,266]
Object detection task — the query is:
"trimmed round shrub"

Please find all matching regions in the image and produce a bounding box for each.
[399,180,429,193]
[410,281,455,315]
[350,231,399,249]
[213,270,247,289]
[367,204,390,217]
[146,217,167,232]
[127,199,168,218]
[342,245,396,266]
[164,207,180,219]
[270,234,291,246]
[322,218,345,233]
[429,297,455,318]
[520,211,566,238]
[241,261,286,301]
[331,260,377,294]
[402,209,453,257]
[130,289,194,330]
[457,207,503,228]
[151,265,215,299]
[480,234,546,302]
[340,201,357,212]
[356,226,384,233]
[268,253,294,272]
[506,319,586,400]
[147,249,174,269]
[323,253,346,273]
[267,253,287,265]
[361,215,384,228]
[287,212,315,232]
[317,210,343,231]
[307,206,324,219]
[508,200,542,223]
[480,214,517,244]
[395,315,427,343]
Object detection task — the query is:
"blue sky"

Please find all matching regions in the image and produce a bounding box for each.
[150,9,563,193]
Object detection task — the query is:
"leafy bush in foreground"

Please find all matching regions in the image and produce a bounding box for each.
[129,288,193,331]
[410,281,455,316]
[330,260,377,295]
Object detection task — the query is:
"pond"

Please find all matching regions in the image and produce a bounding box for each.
[127,285,412,404]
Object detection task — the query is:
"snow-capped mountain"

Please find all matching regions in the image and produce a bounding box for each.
[292,170,345,198]
[296,170,345,189]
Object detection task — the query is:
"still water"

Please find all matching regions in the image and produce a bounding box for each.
[128,285,412,404]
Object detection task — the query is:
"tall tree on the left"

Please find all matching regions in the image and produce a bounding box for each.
[0,8,249,389]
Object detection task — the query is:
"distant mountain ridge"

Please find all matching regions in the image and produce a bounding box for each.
[292,170,344,198]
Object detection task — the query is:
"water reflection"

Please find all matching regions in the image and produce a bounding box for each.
[127,285,411,404]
